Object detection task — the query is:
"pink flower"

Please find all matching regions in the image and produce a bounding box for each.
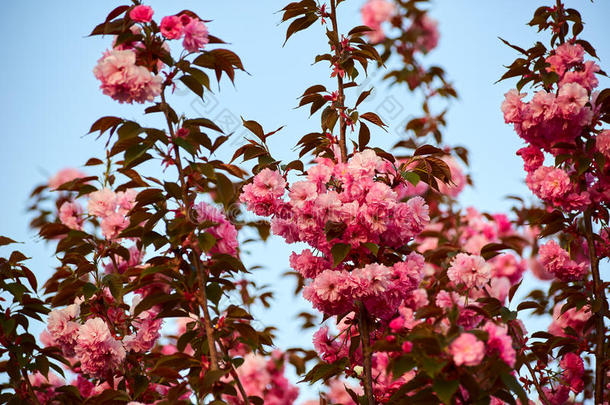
[555,42,584,66]
[59,201,84,230]
[447,253,491,289]
[182,19,209,52]
[484,322,516,367]
[194,202,239,256]
[101,212,129,240]
[160,15,183,39]
[313,325,343,363]
[525,166,586,211]
[501,90,526,123]
[516,146,544,173]
[49,168,86,190]
[450,333,485,366]
[412,15,439,53]
[303,270,354,315]
[438,156,466,197]
[289,181,317,209]
[539,240,588,281]
[123,308,163,353]
[240,168,286,216]
[560,352,584,393]
[548,303,592,337]
[561,60,600,91]
[93,49,162,104]
[542,386,570,405]
[88,188,117,218]
[361,0,395,42]
[596,130,610,159]
[557,82,589,116]
[75,318,126,378]
[546,43,584,77]
[116,189,138,215]
[29,372,64,404]
[226,353,299,405]
[129,5,154,23]
[289,249,329,279]
[47,302,81,357]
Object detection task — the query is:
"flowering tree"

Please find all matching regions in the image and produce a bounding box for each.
[499,2,610,403]
[0,0,608,404]
[5,3,299,404]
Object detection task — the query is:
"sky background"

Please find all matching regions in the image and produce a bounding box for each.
[0,0,609,401]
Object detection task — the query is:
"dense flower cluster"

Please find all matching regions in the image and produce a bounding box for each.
[449,333,485,367]
[502,42,607,213]
[240,150,429,317]
[361,0,395,42]
[502,43,599,154]
[539,240,588,282]
[160,14,209,52]
[94,5,209,104]
[45,295,162,378]
[94,48,162,104]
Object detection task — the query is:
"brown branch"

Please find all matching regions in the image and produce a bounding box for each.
[584,209,607,404]
[330,0,348,163]
[160,86,220,372]
[357,302,375,405]
[191,252,220,371]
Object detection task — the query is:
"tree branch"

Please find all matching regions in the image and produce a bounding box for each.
[330,0,348,163]
[584,209,607,404]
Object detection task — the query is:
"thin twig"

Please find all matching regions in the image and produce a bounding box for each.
[357,302,375,405]
[329,0,348,163]
[584,209,607,404]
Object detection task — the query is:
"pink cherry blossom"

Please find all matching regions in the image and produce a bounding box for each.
[539,240,588,281]
[59,201,84,230]
[93,49,162,104]
[484,321,516,367]
[182,19,209,52]
[160,15,183,39]
[48,168,87,190]
[101,212,129,240]
[450,333,485,366]
[560,352,584,393]
[129,5,153,23]
[75,318,126,378]
[88,188,117,218]
[447,253,491,289]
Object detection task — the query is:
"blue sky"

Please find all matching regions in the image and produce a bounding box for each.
[1,0,608,400]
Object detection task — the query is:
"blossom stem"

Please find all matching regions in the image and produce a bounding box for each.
[524,359,551,405]
[192,252,220,371]
[160,86,220,374]
[218,341,250,405]
[357,302,375,405]
[330,0,348,163]
[583,209,607,404]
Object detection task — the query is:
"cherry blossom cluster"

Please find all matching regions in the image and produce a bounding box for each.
[240,150,430,318]
[93,4,209,104]
[44,294,161,379]
[502,42,606,212]
[361,0,439,52]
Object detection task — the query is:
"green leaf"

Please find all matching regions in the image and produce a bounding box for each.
[403,172,420,187]
[331,243,350,267]
[433,378,459,403]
